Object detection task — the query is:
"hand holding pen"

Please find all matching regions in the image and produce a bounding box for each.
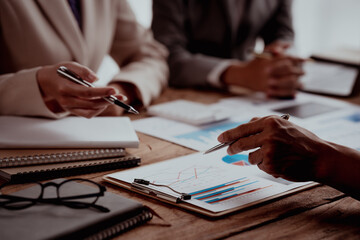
[204,114,290,155]
[207,114,332,182]
[37,62,120,118]
[57,66,138,115]
[37,62,138,118]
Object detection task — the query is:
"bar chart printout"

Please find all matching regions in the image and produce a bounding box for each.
[133,116,249,151]
[176,172,285,212]
[107,150,301,213]
[173,121,243,149]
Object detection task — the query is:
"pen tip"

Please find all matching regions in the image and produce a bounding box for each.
[129,107,139,114]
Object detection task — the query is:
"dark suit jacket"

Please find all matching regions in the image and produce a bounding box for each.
[152,0,294,87]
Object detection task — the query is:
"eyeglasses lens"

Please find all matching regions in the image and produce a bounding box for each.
[58,180,100,205]
[0,183,42,209]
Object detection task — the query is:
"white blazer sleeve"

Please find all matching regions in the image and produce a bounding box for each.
[0,68,68,118]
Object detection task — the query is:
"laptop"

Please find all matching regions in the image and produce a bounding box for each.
[300,56,360,97]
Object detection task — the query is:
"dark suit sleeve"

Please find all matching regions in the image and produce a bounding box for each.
[151,0,224,88]
[259,0,294,45]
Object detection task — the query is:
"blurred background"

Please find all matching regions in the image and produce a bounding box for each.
[127,0,360,57]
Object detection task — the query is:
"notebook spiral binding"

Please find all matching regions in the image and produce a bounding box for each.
[8,156,141,183]
[85,209,153,240]
[0,148,124,167]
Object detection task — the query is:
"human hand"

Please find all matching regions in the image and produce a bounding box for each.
[37,62,120,118]
[266,55,304,98]
[265,41,305,97]
[222,57,304,98]
[264,40,291,55]
[217,116,329,182]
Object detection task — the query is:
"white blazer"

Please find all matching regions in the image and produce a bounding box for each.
[0,0,168,118]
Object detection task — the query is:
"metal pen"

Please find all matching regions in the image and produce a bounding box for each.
[57,66,139,114]
[203,114,290,154]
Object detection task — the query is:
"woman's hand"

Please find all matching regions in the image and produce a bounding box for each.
[217,116,329,182]
[36,62,126,118]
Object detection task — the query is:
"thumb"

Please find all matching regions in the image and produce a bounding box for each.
[266,41,291,55]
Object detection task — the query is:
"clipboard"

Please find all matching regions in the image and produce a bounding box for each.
[103,175,318,217]
[103,150,318,217]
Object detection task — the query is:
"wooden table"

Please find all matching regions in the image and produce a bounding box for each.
[5,88,360,239]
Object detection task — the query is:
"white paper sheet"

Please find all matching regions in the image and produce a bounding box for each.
[0,116,139,149]
[133,115,253,151]
[105,149,311,213]
[135,92,359,151]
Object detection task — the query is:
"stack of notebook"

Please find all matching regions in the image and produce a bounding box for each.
[0,179,153,239]
[0,116,140,183]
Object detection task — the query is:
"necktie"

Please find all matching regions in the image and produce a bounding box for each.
[68,0,82,30]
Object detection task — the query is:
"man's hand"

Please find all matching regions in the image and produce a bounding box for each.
[222,57,304,98]
[217,116,328,182]
[221,41,304,98]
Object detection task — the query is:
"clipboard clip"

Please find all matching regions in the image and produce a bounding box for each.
[132,179,191,203]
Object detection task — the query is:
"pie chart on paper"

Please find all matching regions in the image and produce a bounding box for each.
[222,154,250,166]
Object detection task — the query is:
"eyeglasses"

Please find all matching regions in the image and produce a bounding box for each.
[0,178,109,212]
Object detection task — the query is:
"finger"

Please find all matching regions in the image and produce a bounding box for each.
[257,144,279,174]
[270,61,304,77]
[268,75,299,89]
[59,96,111,110]
[61,62,98,83]
[256,160,266,173]
[248,149,263,165]
[267,76,299,98]
[250,117,260,122]
[227,134,263,155]
[99,104,125,116]
[267,87,297,98]
[60,84,116,99]
[271,54,307,64]
[265,41,291,55]
[218,118,264,143]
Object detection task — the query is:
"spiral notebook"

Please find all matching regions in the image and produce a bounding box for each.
[0,178,152,240]
[0,148,125,167]
[0,154,141,183]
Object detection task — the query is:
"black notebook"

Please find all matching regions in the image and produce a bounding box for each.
[0,155,141,183]
[0,179,153,240]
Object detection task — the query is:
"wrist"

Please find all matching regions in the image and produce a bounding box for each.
[36,67,65,113]
[221,63,247,86]
[36,67,50,100]
[313,141,347,183]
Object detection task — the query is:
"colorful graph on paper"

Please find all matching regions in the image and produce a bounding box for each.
[133,116,251,151]
[107,150,307,213]
[222,154,250,166]
[173,121,246,150]
[189,177,273,204]
[125,163,284,212]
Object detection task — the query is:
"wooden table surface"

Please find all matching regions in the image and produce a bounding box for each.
[4,88,360,239]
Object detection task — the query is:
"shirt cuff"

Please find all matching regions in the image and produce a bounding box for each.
[206,60,238,88]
